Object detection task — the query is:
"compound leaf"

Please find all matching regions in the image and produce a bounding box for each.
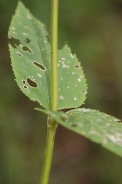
[37,108,122,157]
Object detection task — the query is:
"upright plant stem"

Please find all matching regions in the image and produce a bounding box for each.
[40,118,57,184]
[51,0,58,110]
[40,0,58,184]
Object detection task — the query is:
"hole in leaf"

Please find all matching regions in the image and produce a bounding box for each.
[16,52,22,57]
[22,46,32,53]
[82,90,86,93]
[25,38,31,43]
[23,85,28,89]
[9,37,21,48]
[74,65,79,68]
[22,80,26,84]
[33,62,46,71]
[27,78,38,88]
[71,123,77,127]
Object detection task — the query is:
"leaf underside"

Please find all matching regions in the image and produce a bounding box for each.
[37,108,122,157]
[8,2,87,110]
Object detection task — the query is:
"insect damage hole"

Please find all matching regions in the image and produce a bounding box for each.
[33,62,46,71]
[22,80,28,89]
[21,45,32,53]
[27,78,38,88]
[9,37,21,48]
[74,65,80,69]
[16,52,22,57]
[25,38,31,43]
[82,90,86,94]
[71,123,77,127]
[23,85,28,89]
[22,80,26,84]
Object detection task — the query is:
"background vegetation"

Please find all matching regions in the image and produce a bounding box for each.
[0,0,122,183]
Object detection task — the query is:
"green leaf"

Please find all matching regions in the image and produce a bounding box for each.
[36,108,122,157]
[8,2,51,110]
[8,2,87,110]
[58,45,87,109]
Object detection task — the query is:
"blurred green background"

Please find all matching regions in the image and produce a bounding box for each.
[1,0,122,183]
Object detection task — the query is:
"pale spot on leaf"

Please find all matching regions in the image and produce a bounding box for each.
[60,96,64,100]
[70,53,74,58]
[27,15,32,19]
[61,58,65,60]
[78,78,81,82]
[12,27,15,30]
[37,74,42,77]
[23,32,28,36]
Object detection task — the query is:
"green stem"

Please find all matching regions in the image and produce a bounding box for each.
[40,0,58,184]
[40,118,57,184]
[51,0,58,111]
